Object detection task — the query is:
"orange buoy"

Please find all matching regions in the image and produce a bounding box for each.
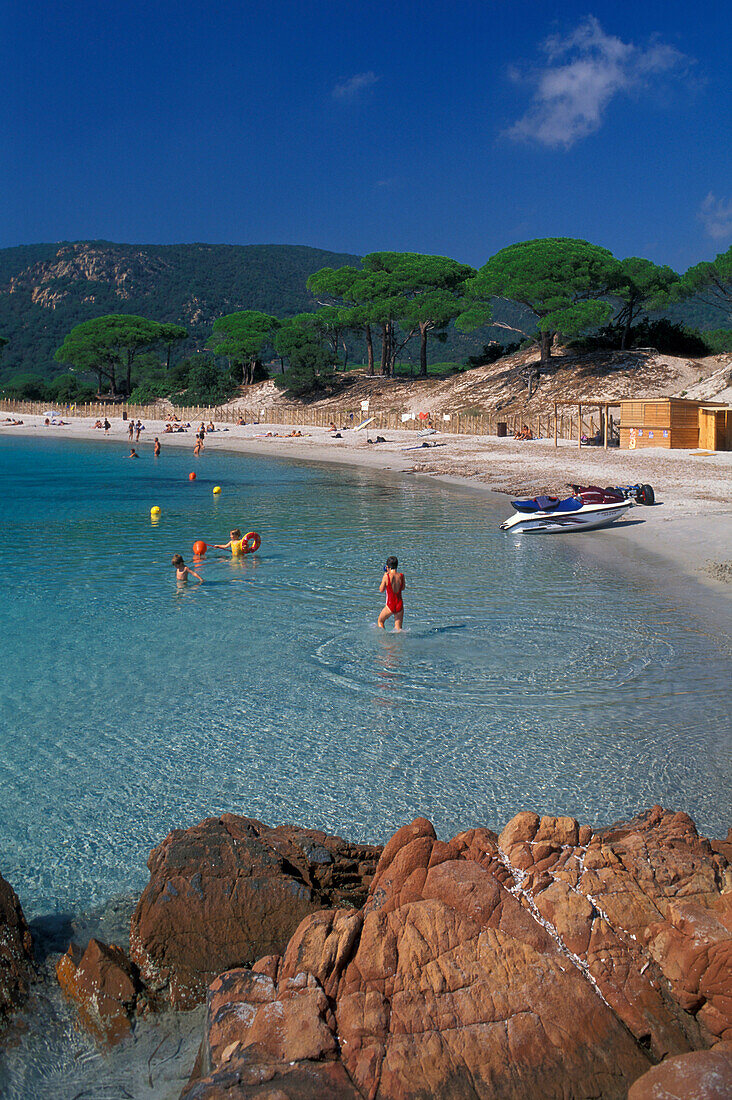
[189,471,196,481]
[192,540,207,556]
[243,531,261,553]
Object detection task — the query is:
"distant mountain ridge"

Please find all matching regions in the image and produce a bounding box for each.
[0,241,362,378]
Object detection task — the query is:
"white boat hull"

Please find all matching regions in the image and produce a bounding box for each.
[501,500,633,534]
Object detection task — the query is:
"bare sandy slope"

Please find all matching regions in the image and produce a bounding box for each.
[5,414,730,609]
[228,347,732,419]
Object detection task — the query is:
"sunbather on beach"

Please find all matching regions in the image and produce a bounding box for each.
[378,556,405,631]
[171,554,202,583]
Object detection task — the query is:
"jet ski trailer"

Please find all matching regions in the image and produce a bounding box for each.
[501,486,633,533]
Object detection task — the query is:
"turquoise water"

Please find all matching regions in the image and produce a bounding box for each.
[1,435,730,920]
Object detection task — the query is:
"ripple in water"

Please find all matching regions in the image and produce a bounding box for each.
[0,435,729,926]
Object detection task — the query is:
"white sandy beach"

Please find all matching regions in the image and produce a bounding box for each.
[4,412,731,613]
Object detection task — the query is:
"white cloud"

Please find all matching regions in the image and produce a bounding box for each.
[332,71,379,101]
[507,16,689,149]
[698,193,732,240]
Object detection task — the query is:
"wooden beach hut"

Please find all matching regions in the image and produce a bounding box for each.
[698,405,732,451]
[619,398,732,450]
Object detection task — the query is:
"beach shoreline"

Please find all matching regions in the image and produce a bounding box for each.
[4,412,731,624]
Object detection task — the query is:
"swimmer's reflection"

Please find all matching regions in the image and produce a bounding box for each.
[226,553,261,573]
[375,637,403,710]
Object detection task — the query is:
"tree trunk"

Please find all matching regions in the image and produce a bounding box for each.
[341,337,349,371]
[109,363,117,396]
[419,322,428,378]
[166,343,172,371]
[380,323,390,376]
[539,329,553,368]
[126,352,133,397]
[365,324,374,375]
[621,305,635,351]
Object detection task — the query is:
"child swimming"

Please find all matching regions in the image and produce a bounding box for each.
[378,556,405,631]
[171,554,202,583]
[214,529,252,555]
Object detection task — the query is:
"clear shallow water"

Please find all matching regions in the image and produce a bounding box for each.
[0,435,730,922]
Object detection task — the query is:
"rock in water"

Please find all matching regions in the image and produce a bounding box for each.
[130,814,381,1009]
[183,808,732,1100]
[628,1046,732,1099]
[0,871,34,1031]
[56,938,141,1045]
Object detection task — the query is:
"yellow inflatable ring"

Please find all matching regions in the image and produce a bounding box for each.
[243,531,261,553]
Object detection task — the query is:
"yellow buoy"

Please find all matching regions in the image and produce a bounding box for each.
[150,505,161,515]
[213,486,221,494]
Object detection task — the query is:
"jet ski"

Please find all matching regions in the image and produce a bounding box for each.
[500,485,633,533]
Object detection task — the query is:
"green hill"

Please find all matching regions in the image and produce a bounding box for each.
[0,241,363,380]
[1,240,726,390]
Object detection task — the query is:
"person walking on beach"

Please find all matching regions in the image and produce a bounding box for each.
[135,420,143,442]
[171,554,202,584]
[128,420,134,441]
[378,556,405,631]
[103,418,110,434]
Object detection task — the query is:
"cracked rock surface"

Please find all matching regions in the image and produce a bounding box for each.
[182,807,731,1100]
[130,815,382,1010]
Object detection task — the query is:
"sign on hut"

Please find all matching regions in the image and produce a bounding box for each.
[619,398,731,450]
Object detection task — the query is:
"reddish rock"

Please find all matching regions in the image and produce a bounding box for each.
[645,895,732,1042]
[185,807,731,1100]
[130,815,381,1009]
[56,937,141,1045]
[628,1044,732,1099]
[0,870,34,1030]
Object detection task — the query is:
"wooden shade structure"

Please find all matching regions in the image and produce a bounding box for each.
[551,400,620,448]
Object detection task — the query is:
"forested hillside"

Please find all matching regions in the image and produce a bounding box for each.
[1,239,729,399]
[0,240,538,384]
[0,242,363,378]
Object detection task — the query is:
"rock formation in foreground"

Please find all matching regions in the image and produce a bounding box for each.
[0,870,34,1030]
[56,937,144,1045]
[182,807,731,1100]
[130,815,382,1009]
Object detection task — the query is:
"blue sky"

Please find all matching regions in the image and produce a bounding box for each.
[2,0,730,270]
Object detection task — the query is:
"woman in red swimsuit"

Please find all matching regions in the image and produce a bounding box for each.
[378,556,405,631]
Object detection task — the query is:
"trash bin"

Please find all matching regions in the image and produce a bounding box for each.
[122,411,127,421]
[497,422,507,437]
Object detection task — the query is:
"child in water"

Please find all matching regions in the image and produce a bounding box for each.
[378,556,405,631]
[171,554,202,583]
[214,529,252,555]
